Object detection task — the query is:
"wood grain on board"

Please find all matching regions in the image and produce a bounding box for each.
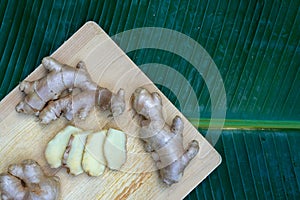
[0,22,221,200]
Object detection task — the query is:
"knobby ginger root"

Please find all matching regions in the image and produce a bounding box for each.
[16,57,125,124]
[132,88,199,185]
[0,159,60,200]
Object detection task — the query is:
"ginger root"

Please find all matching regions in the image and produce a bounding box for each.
[0,159,60,200]
[16,57,125,124]
[132,88,199,185]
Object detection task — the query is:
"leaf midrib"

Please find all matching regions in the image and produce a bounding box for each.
[189,118,300,130]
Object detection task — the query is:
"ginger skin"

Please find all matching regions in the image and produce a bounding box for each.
[0,159,60,200]
[16,57,125,124]
[132,88,199,185]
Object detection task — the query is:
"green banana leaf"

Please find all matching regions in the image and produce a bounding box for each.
[1,0,299,199]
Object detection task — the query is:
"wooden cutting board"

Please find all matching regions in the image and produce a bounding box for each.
[0,22,221,199]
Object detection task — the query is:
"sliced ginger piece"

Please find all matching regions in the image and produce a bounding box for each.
[64,131,90,175]
[104,128,127,170]
[45,125,82,168]
[82,130,107,176]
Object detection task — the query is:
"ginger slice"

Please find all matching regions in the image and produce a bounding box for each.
[103,128,127,170]
[45,125,127,176]
[45,125,82,168]
[82,130,107,176]
[64,131,90,175]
